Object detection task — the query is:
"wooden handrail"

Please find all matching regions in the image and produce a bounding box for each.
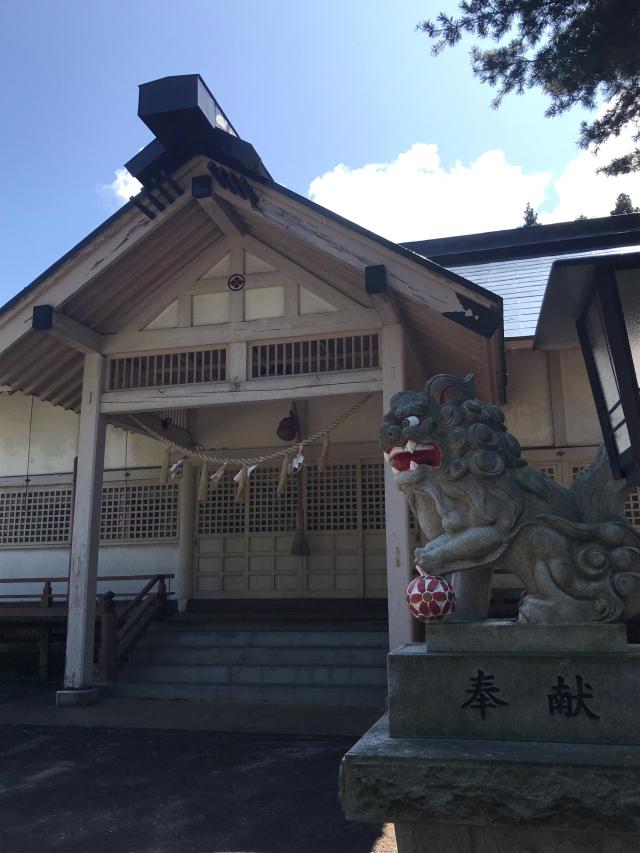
[0,573,174,584]
[100,573,169,682]
[118,575,163,625]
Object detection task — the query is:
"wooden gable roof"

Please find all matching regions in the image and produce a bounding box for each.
[0,154,504,410]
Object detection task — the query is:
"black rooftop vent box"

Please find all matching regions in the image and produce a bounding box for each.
[124,74,270,186]
[138,74,238,148]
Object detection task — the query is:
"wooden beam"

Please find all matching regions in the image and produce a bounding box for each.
[62,353,106,690]
[370,291,402,325]
[381,324,413,650]
[364,263,403,324]
[547,350,568,447]
[106,412,193,447]
[187,270,285,294]
[196,194,245,238]
[32,306,102,355]
[176,463,196,610]
[100,371,383,414]
[103,308,381,354]
[243,235,370,310]
[255,188,501,317]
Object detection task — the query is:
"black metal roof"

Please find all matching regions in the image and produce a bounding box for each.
[403,214,640,266]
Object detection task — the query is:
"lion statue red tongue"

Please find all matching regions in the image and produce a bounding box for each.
[389,446,441,472]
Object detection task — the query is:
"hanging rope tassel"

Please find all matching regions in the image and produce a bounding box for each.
[277,453,290,495]
[291,447,309,556]
[233,464,257,504]
[197,463,209,502]
[209,462,228,491]
[318,432,330,473]
[290,444,305,473]
[160,447,171,484]
[233,465,248,504]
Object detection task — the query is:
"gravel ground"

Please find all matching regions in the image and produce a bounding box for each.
[0,725,396,853]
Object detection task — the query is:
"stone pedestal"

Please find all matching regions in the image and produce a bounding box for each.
[340,621,640,852]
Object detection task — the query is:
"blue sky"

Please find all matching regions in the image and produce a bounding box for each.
[1,0,638,306]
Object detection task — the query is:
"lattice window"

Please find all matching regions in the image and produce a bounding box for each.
[538,466,558,481]
[248,467,298,533]
[250,333,379,378]
[361,462,386,530]
[198,471,245,535]
[307,463,358,531]
[624,490,640,529]
[570,462,640,530]
[107,348,226,391]
[100,483,178,541]
[0,487,73,546]
[571,464,590,479]
[530,462,561,482]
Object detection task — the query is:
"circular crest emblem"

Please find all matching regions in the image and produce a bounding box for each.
[227,274,245,292]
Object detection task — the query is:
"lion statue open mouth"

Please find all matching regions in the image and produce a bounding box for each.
[380,373,640,625]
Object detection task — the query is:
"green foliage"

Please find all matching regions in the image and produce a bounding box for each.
[522,202,539,227]
[418,1,640,174]
[610,193,640,215]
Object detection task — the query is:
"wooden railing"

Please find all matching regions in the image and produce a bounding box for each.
[99,575,170,681]
[0,574,174,680]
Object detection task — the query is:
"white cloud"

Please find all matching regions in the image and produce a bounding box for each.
[308,129,640,241]
[539,127,640,222]
[98,167,142,212]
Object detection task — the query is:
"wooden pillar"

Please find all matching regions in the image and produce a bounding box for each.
[63,353,106,689]
[176,461,196,611]
[382,324,413,650]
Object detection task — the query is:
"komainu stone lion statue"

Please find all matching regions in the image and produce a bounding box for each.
[380,372,640,624]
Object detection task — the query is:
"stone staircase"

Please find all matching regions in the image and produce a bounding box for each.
[106,604,389,707]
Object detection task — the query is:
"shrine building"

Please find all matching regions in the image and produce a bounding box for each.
[0,75,639,700]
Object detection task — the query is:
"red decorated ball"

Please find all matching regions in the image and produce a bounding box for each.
[406,574,455,623]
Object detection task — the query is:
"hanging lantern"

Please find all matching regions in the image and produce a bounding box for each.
[276,410,299,443]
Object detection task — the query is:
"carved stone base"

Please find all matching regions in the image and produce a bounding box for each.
[340,716,640,851]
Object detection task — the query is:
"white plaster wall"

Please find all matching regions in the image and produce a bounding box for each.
[503,349,554,447]
[559,348,602,446]
[193,392,382,450]
[0,391,78,475]
[104,427,166,469]
[0,390,165,476]
[0,544,179,597]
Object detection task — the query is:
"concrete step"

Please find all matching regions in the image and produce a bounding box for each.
[128,644,388,668]
[118,662,387,688]
[103,680,387,707]
[138,627,389,649]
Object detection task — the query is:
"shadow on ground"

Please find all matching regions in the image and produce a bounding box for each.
[0,724,394,853]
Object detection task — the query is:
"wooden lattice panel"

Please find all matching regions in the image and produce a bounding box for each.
[0,487,73,546]
[306,464,358,531]
[361,462,386,530]
[107,348,226,391]
[100,483,179,541]
[248,468,298,533]
[250,333,379,378]
[571,464,590,479]
[530,462,561,482]
[624,490,640,529]
[198,471,245,536]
